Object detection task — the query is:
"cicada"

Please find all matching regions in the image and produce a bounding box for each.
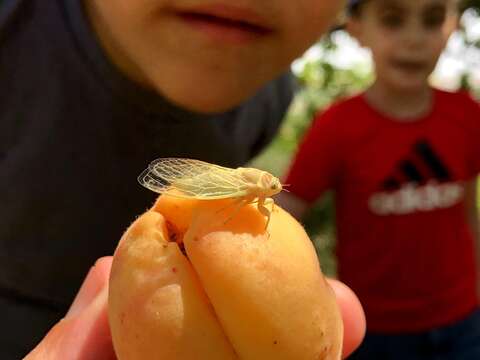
[138,158,283,228]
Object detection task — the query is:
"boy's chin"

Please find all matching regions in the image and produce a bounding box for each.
[388,73,431,93]
[159,84,264,114]
[393,82,430,94]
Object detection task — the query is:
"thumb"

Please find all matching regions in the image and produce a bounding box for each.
[25,257,116,360]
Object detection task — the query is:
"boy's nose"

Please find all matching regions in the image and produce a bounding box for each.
[402,21,426,49]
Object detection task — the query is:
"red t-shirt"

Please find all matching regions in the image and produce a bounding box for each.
[285,89,480,332]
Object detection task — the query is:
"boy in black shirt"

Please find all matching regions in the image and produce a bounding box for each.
[0,0,344,357]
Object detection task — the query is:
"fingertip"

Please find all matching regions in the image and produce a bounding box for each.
[66,257,112,319]
[94,256,114,281]
[327,279,366,358]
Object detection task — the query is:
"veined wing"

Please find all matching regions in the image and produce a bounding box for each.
[138,158,251,199]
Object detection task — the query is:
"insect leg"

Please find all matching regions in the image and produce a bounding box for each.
[266,197,275,213]
[221,197,252,225]
[257,197,275,231]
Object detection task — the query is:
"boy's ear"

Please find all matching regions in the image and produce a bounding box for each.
[444,12,460,38]
[444,1,461,36]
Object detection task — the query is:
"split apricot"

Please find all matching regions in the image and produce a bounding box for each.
[108,195,343,359]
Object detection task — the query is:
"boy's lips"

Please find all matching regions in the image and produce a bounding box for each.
[391,59,428,73]
[172,4,274,43]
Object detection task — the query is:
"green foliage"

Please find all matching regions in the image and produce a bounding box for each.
[458,4,480,74]
[461,0,480,13]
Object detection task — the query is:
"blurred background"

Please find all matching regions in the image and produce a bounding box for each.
[250,1,480,276]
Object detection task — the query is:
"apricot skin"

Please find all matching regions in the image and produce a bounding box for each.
[109,195,343,360]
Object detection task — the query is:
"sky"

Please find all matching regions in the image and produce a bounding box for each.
[294,10,480,90]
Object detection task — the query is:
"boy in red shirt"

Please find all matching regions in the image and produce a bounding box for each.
[280,0,480,358]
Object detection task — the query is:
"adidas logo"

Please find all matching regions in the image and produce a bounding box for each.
[368,140,464,216]
[369,181,464,216]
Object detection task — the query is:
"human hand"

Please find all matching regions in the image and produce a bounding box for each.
[25,257,365,360]
[25,257,116,360]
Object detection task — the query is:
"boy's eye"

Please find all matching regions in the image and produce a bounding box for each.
[422,8,446,29]
[379,13,404,29]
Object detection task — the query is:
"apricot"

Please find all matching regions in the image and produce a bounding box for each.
[109,195,343,359]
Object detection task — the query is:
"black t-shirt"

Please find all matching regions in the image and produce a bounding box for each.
[0,0,293,354]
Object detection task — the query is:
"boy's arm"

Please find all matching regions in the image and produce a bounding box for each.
[277,106,344,221]
[465,95,480,299]
[465,178,480,298]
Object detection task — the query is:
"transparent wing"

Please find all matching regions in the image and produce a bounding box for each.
[138,158,250,199]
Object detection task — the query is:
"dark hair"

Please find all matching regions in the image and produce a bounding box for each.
[349,4,361,17]
[331,1,365,31]
[348,0,366,18]
[348,0,465,17]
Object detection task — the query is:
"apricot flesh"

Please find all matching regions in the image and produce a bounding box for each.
[109,195,343,359]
